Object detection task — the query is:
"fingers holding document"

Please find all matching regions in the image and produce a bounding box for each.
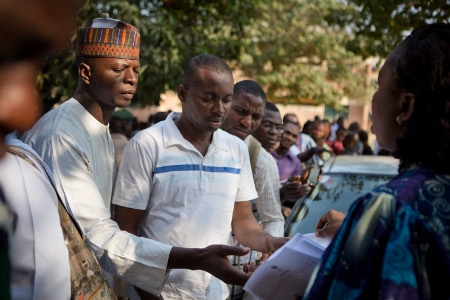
[315,209,345,238]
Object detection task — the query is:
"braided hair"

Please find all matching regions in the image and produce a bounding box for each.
[391,23,450,172]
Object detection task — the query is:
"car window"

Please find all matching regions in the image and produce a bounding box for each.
[285,173,394,236]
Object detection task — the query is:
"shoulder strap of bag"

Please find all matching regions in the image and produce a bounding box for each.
[7,145,116,299]
[7,145,83,234]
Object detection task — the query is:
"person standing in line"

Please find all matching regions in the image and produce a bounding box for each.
[283,114,328,168]
[271,121,304,214]
[342,131,360,155]
[272,121,303,183]
[112,55,289,300]
[348,121,364,154]
[304,23,450,299]
[253,104,312,217]
[220,80,285,236]
[22,17,256,298]
[329,116,345,141]
[310,119,332,162]
[252,102,284,154]
[327,127,347,155]
[220,80,285,299]
[358,129,374,155]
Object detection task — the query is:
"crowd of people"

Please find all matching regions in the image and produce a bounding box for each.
[0,2,449,300]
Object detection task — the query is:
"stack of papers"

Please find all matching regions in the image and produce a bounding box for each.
[243,233,331,299]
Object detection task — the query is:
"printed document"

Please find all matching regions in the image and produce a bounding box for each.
[243,233,331,299]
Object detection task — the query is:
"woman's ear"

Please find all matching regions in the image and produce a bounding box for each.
[78,63,91,84]
[397,92,415,124]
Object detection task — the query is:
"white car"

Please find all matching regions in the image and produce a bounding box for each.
[285,155,399,237]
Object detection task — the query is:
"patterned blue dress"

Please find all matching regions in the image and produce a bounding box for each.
[302,164,450,299]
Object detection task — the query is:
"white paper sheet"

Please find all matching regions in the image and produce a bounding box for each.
[243,233,330,299]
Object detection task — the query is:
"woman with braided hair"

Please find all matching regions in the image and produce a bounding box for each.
[303,23,450,299]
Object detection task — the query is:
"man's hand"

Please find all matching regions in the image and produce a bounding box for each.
[301,164,324,185]
[266,235,290,255]
[280,175,311,203]
[298,146,330,162]
[193,245,255,286]
[315,209,345,238]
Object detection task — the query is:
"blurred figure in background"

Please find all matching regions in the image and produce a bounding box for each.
[358,129,374,155]
[310,120,331,162]
[110,109,135,170]
[327,127,347,155]
[149,110,172,127]
[0,0,82,298]
[348,121,363,154]
[283,114,328,168]
[329,116,345,141]
[342,131,360,155]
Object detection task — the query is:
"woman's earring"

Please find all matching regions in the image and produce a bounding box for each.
[396,116,402,125]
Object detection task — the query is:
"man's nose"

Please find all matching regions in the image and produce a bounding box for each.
[241,114,252,128]
[124,68,138,85]
[212,100,225,115]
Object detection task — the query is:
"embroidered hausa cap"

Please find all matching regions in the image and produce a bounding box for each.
[76,13,140,60]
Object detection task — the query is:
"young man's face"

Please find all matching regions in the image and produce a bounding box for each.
[221,90,265,140]
[280,122,299,150]
[86,57,140,109]
[252,109,283,152]
[178,68,234,133]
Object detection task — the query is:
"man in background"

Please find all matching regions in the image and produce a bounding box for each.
[283,113,328,168]
[253,105,312,217]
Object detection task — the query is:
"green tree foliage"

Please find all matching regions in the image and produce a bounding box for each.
[327,0,450,59]
[237,0,374,109]
[44,0,440,111]
[38,0,257,110]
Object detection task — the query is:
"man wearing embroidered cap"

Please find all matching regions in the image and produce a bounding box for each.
[22,15,255,298]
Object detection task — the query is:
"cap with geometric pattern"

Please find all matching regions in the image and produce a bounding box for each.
[76,13,140,60]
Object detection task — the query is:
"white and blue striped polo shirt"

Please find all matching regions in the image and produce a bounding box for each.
[113,112,258,298]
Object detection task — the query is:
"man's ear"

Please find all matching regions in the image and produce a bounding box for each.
[177,84,187,103]
[397,92,415,124]
[78,63,91,84]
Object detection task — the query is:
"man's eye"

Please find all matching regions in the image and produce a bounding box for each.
[234,108,246,115]
[113,69,124,73]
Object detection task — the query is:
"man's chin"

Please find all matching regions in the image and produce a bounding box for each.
[116,99,132,108]
[232,131,248,140]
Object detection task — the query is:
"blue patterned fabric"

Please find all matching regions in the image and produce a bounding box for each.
[302,164,450,299]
